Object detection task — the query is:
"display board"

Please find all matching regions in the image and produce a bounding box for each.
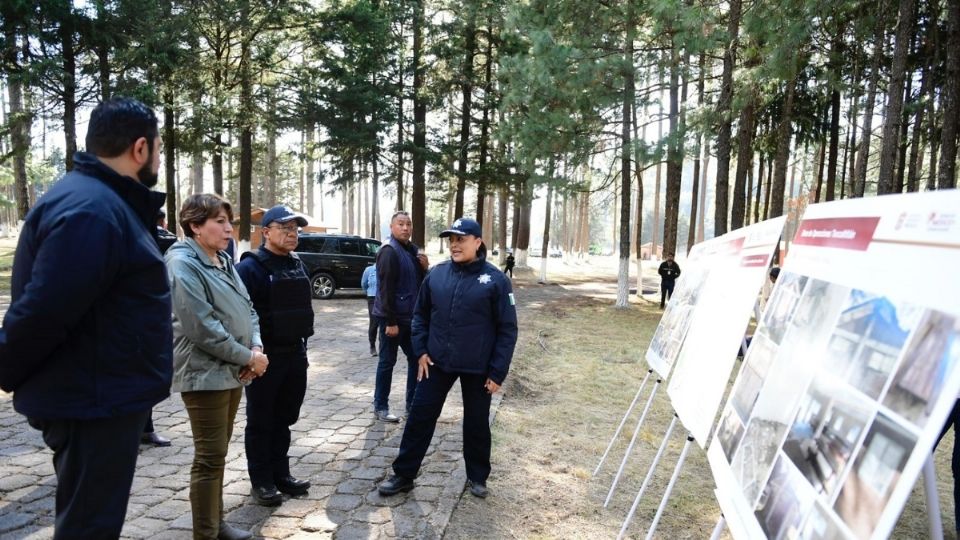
[665,216,787,446]
[645,242,709,378]
[708,190,960,540]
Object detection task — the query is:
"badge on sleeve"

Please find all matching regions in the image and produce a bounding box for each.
[508,293,516,306]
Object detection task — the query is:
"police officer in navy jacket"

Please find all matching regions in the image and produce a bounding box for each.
[0,97,172,538]
[379,218,518,499]
[236,206,315,506]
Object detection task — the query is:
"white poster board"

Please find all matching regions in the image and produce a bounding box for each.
[666,216,787,446]
[708,190,960,540]
[645,241,709,378]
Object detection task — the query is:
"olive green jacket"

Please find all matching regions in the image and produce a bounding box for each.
[166,238,262,392]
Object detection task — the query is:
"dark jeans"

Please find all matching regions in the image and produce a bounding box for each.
[183,388,242,540]
[504,265,514,278]
[660,279,675,307]
[366,298,378,349]
[28,409,150,540]
[936,399,960,531]
[245,349,308,488]
[374,318,417,413]
[393,367,492,483]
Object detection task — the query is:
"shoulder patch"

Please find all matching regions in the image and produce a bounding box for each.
[508,293,516,306]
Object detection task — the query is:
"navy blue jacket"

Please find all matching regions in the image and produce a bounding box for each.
[0,152,173,420]
[411,254,518,384]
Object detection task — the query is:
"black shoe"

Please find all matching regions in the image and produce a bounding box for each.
[218,523,253,540]
[375,410,400,423]
[140,432,172,447]
[250,485,282,506]
[467,479,488,498]
[276,475,310,496]
[370,346,377,357]
[378,475,414,496]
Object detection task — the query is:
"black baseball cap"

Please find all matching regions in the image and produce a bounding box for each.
[262,205,308,228]
[439,217,482,238]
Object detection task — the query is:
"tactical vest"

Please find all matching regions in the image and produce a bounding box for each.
[243,248,315,345]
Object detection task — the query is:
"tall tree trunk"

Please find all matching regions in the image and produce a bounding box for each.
[539,178,553,283]
[476,14,494,225]
[753,154,763,224]
[854,9,887,197]
[731,95,756,230]
[517,176,532,266]
[305,126,315,214]
[877,0,916,194]
[714,0,743,237]
[825,23,845,202]
[938,0,960,189]
[907,67,929,192]
[511,181,521,250]
[371,155,380,238]
[238,32,253,243]
[814,138,827,203]
[895,82,912,193]
[3,19,30,220]
[192,151,203,194]
[663,42,683,256]
[411,0,427,246]
[770,77,797,217]
[652,96,663,257]
[697,139,709,243]
[60,9,77,172]
[688,51,705,252]
[498,185,508,264]
[455,7,477,218]
[617,14,635,308]
[164,91,177,233]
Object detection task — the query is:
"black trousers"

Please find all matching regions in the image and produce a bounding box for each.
[393,366,492,484]
[374,319,417,413]
[366,297,378,349]
[660,279,676,307]
[936,399,960,531]
[29,409,150,540]
[244,348,308,488]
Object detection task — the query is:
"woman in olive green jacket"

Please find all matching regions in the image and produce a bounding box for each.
[166,194,269,540]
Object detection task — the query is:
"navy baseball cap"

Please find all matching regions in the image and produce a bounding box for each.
[262,205,308,228]
[439,217,482,238]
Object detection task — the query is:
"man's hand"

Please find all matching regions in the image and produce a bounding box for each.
[247,350,269,376]
[484,378,501,395]
[239,367,256,383]
[417,253,429,270]
[385,325,399,338]
[418,354,434,381]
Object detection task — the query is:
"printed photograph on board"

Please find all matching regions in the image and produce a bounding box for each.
[646,263,712,373]
[833,413,916,539]
[759,272,809,344]
[883,311,960,428]
[824,291,921,400]
[799,500,850,540]
[729,332,779,420]
[754,453,819,540]
[716,405,747,461]
[782,375,874,497]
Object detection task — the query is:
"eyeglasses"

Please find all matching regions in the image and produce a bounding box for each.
[268,224,300,234]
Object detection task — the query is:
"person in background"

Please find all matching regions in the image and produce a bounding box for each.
[0,97,172,538]
[372,211,429,422]
[142,209,178,448]
[236,205,315,507]
[167,193,268,540]
[504,252,515,278]
[379,218,518,499]
[657,253,681,309]
[361,263,379,357]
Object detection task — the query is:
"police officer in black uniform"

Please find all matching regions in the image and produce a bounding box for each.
[236,206,314,506]
[657,253,681,308]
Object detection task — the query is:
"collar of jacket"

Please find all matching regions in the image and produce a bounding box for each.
[72,151,167,229]
[452,254,487,274]
[184,237,230,268]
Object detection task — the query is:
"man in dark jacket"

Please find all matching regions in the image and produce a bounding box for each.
[0,97,171,538]
[379,218,518,499]
[658,253,681,308]
[237,205,315,506]
[372,211,429,422]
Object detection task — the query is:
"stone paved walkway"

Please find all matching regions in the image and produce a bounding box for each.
[0,291,501,539]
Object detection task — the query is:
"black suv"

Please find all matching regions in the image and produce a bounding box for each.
[295,233,381,299]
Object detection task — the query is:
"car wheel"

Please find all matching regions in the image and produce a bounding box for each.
[311,273,336,299]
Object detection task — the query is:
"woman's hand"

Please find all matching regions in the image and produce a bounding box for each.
[247,350,269,377]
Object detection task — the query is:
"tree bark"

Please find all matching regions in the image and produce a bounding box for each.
[59,8,78,172]
[663,42,683,257]
[498,185,508,264]
[713,0,743,237]
[770,78,797,217]
[3,17,30,220]
[877,0,916,194]
[411,0,427,246]
[731,95,756,230]
[688,51,705,252]
[164,91,177,233]
[938,0,960,189]
[454,6,477,218]
[476,14,494,225]
[854,9,887,197]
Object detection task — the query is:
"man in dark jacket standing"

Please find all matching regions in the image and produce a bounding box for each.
[658,253,681,308]
[237,205,315,506]
[379,218,518,499]
[372,211,429,422]
[0,97,171,538]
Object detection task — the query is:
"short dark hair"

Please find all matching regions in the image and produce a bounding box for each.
[85,97,159,158]
[391,210,410,222]
[179,194,234,238]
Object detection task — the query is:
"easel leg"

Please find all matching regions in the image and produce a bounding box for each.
[604,379,662,507]
[617,414,679,540]
[645,435,695,540]
[595,369,653,477]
